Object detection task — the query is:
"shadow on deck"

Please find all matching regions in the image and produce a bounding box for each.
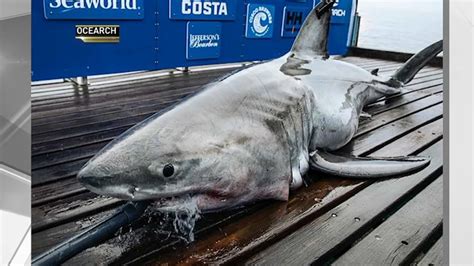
[31,56,444,265]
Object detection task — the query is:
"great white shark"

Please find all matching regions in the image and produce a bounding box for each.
[78,1,443,213]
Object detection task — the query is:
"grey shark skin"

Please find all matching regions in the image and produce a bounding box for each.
[78,1,442,213]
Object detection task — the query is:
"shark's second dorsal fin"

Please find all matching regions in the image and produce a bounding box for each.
[290,0,335,57]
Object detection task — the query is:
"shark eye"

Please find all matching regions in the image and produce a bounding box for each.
[163,163,175,177]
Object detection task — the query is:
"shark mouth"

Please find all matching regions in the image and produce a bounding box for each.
[153,191,231,212]
[80,178,241,213]
[91,184,235,213]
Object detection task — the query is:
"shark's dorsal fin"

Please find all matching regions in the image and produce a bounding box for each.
[290,0,336,56]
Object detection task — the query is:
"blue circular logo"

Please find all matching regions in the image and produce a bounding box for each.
[249,6,273,37]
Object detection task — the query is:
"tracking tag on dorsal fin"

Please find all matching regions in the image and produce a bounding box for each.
[315,0,335,18]
[309,150,430,178]
[290,0,335,56]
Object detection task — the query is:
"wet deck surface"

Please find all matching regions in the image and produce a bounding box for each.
[31,57,444,265]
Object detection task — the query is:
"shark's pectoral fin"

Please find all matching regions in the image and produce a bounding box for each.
[309,150,430,178]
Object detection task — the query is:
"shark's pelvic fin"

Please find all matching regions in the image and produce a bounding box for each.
[386,40,443,88]
[309,150,430,178]
[290,0,336,56]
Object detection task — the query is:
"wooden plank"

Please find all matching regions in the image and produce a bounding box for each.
[32,177,87,207]
[417,238,443,265]
[370,119,443,157]
[348,47,443,68]
[33,126,129,157]
[32,158,89,186]
[32,113,152,145]
[32,209,116,257]
[31,68,230,109]
[333,177,443,266]
[30,70,217,103]
[33,142,106,170]
[70,120,443,265]
[370,79,442,106]
[32,84,196,125]
[31,75,212,122]
[32,85,201,133]
[356,93,442,137]
[244,141,442,266]
[66,203,271,265]
[365,85,442,115]
[30,73,222,121]
[32,192,123,233]
[347,103,442,156]
[362,65,438,76]
[340,57,401,68]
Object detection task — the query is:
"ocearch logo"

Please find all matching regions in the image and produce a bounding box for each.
[48,0,139,9]
[249,6,273,37]
[332,0,346,17]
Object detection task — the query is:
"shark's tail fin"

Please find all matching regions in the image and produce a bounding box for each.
[290,0,336,56]
[386,40,443,88]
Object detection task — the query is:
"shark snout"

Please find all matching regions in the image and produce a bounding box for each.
[77,163,114,192]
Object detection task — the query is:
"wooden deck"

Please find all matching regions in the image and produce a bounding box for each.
[31,56,444,265]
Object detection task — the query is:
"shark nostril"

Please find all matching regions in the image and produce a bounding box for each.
[128,185,140,199]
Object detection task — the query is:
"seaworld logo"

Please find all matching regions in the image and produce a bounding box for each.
[48,0,139,10]
[246,4,275,38]
[189,33,220,48]
[44,0,144,20]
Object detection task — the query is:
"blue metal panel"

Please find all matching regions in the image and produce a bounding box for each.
[245,4,275,39]
[32,0,355,81]
[327,0,356,55]
[281,5,310,38]
[186,22,222,60]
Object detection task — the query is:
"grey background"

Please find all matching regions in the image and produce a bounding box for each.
[1,1,32,264]
[0,14,31,175]
[446,0,474,264]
